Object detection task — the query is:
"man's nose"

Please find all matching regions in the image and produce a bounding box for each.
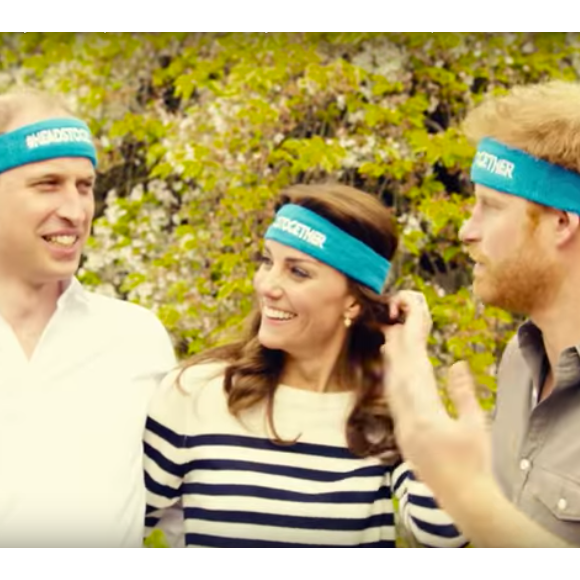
[56,187,87,224]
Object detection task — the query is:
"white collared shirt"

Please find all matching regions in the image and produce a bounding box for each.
[0,278,177,547]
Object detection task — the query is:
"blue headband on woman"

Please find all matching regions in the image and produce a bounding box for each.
[264,203,391,293]
[471,137,580,214]
[0,117,98,174]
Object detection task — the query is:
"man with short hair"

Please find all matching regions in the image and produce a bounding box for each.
[383,80,580,547]
[462,80,580,545]
[0,89,176,547]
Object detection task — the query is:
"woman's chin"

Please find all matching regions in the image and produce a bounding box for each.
[257,330,279,349]
[258,330,293,354]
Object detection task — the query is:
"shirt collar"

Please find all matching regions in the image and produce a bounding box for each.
[56,277,91,311]
[517,319,580,392]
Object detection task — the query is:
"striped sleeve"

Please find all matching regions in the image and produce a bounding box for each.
[144,369,189,542]
[391,461,469,548]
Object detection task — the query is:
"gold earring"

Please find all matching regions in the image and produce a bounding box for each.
[344,316,352,328]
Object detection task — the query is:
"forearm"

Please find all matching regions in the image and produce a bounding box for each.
[385,347,573,548]
[386,347,448,422]
[439,478,573,548]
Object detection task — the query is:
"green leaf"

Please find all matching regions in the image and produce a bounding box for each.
[143,529,170,548]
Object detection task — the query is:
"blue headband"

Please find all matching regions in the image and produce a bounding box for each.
[471,137,580,214]
[264,203,391,293]
[0,117,98,174]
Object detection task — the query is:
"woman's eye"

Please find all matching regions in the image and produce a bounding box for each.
[291,267,310,279]
[257,253,272,267]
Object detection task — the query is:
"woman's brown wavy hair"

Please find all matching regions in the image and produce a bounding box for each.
[178,182,401,463]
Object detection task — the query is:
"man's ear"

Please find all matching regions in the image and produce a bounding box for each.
[554,211,580,247]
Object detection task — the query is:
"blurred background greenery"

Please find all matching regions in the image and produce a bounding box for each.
[3,30,575,425]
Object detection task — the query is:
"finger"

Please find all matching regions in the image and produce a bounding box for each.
[379,325,400,355]
[388,291,411,314]
[447,362,485,426]
[389,294,412,317]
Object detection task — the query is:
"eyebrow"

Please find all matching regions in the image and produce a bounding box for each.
[477,193,506,205]
[285,257,317,265]
[27,172,96,183]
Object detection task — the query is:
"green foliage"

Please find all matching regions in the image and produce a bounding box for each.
[143,529,170,548]
[2,31,578,408]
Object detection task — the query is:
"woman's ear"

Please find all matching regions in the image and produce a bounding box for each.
[344,297,361,321]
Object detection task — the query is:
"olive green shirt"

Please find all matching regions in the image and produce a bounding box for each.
[492,321,580,546]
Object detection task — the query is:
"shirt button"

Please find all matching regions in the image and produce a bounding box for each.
[519,458,531,471]
[558,498,567,511]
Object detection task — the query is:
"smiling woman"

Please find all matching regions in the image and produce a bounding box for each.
[143,183,469,548]
[203,183,400,453]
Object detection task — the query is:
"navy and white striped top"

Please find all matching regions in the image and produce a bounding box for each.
[144,362,468,548]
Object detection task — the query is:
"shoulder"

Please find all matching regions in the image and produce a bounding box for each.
[167,361,228,395]
[84,290,161,326]
[80,289,176,369]
[83,290,172,340]
[148,361,228,428]
[493,325,531,416]
[151,361,227,406]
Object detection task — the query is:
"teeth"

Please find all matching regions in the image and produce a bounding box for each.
[46,235,77,247]
[264,306,296,320]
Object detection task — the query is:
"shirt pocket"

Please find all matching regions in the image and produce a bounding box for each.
[530,468,580,523]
